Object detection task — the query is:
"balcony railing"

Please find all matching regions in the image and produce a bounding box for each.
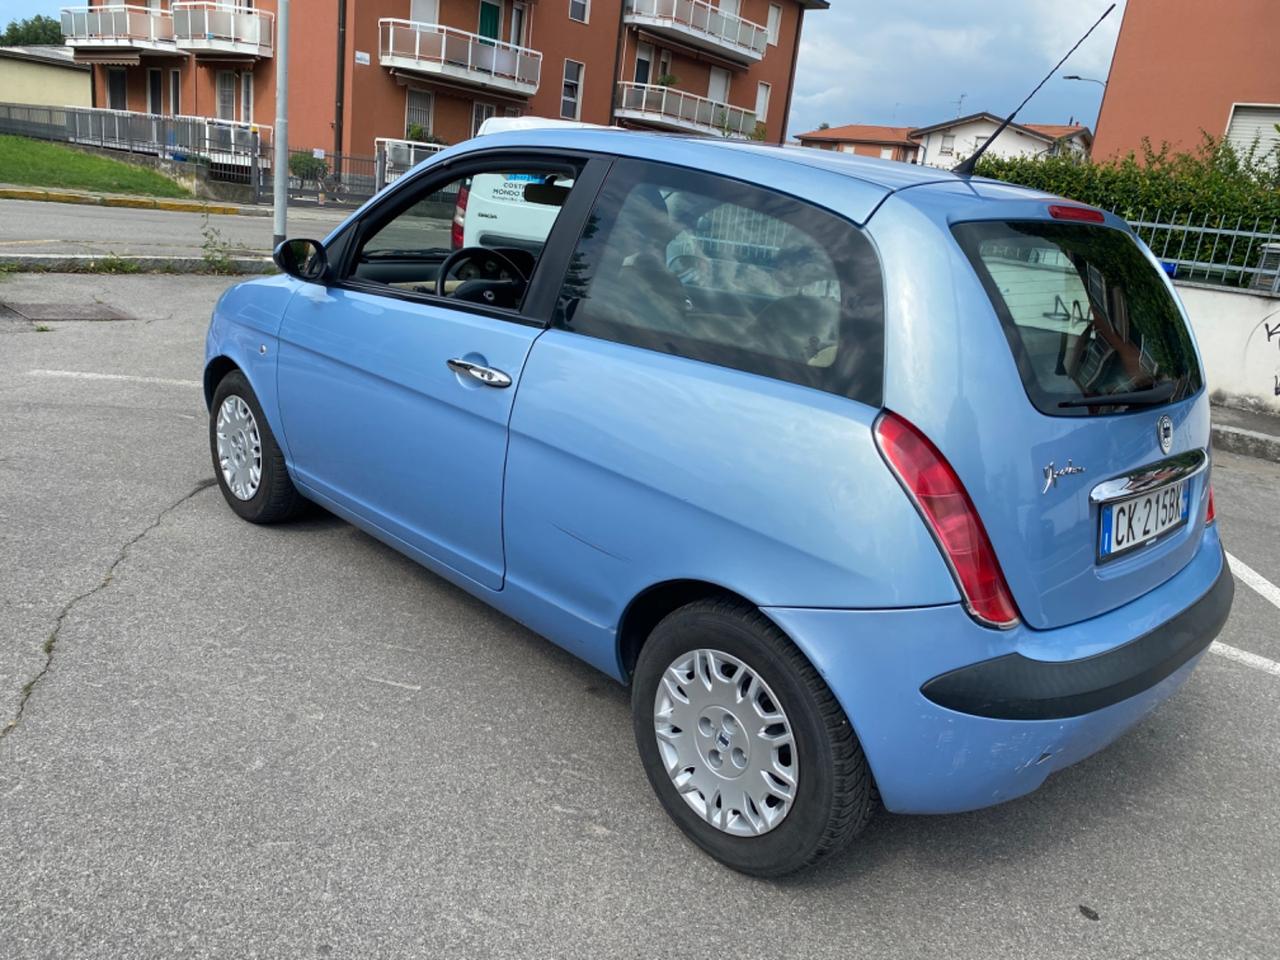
[375,137,447,184]
[174,2,274,57]
[379,18,541,97]
[624,0,767,63]
[615,82,756,139]
[61,5,176,52]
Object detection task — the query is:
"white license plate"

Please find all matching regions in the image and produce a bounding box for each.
[1099,480,1189,560]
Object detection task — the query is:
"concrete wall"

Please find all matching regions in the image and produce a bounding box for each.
[1177,282,1280,413]
[1094,0,1280,159]
[0,58,91,108]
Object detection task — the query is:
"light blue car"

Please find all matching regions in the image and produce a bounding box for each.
[205,128,1233,876]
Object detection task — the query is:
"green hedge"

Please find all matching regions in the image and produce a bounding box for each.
[974,135,1280,226]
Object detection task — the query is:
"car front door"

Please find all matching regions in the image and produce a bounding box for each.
[275,152,604,590]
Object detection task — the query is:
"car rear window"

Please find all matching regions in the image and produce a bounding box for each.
[953,220,1202,416]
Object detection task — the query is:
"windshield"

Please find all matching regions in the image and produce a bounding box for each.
[953,220,1202,416]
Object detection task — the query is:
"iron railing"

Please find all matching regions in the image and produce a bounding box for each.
[0,103,269,184]
[173,2,274,57]
[615,82,756,139]
[375,137,447,186]
[287,149,379,206]
[379,19,541,96]
[61,4,175,47]
[1130,211,1280,294]
[624,0,768,58]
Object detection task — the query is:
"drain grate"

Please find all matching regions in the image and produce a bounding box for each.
[0,302,134,322]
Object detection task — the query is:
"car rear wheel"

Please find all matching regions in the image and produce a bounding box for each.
[209,369,306,524]
[632,598,875,876]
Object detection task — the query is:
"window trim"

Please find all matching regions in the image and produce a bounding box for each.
[568,0,589,24]
[327,149,612,330]
[551,157,887,407]
[561,58,584,120]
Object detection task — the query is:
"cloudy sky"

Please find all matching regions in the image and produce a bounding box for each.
[788,0,1125,137]
[5,0,1125,138]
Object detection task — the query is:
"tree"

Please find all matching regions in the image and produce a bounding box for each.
[817,122,830,130]
[2,15,63,45]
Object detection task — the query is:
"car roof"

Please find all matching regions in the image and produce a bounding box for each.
[448,127,1046,225]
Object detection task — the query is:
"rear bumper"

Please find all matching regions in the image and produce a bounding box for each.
[764,524,1230,815]
[920,560,1233,720]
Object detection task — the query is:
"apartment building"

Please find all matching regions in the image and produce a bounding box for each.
[1093,0,1280,160]
[59,0,827,157]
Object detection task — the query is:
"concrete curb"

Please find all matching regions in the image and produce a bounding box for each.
[0,253,274,275]
[1211,423,1280,463]
[0,186,269,217]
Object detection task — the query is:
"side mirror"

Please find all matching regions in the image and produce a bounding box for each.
[273,238,329,283]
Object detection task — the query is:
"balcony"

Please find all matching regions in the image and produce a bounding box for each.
[623,0,767,65]
[379,19,540,98]
[615,82,756,138]
[61,4,177,57]
[174,2,274,58]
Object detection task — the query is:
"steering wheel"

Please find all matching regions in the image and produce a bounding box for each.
[435,246,529,299]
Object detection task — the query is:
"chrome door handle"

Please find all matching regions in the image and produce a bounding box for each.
[447,358,512,388]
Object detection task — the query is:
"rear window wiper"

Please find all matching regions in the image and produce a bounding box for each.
[1058,382,1177,408]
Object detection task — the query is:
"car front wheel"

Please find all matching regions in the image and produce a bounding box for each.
[209,369,306,524]
[632,598,875,877]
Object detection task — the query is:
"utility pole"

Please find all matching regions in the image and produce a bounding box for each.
[272,0,290,248]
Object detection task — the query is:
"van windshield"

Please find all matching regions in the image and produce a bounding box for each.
[953,220,1202,416]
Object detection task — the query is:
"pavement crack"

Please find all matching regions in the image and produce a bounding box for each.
[1,478,218,741]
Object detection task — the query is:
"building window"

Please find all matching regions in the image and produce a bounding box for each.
[509,1,526,45]
[939,133,956,156]
[658,49,671,80]
[1225,104,1280,158]
[561,59,583,119]
[569,0,588,23]
[478,0,501,40]
[216,70,236,121]
[169,69,181,117]
[472,101,495,137]
[755,82,771,123]
[147,67,162,115]
[406,89,433,139]
[767,4,782,45]
[879,146,894,159]
[634,42,653,85]
[409,0,438,23]
[106,68,127,111]
[239,71,254,124]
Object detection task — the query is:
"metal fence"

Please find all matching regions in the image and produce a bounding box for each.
[0,102,269,186]
[1130,211,1280,294]
[286,149,378,207]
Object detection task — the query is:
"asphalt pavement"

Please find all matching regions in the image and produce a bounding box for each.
[0,198,350,259]
[1,272,1278,959]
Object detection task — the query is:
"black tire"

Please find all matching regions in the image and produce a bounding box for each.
[632,598,875,877]
[209,369,307,524]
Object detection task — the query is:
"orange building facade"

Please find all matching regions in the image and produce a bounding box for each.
[1093,0,1280,159]
[60,0,826,157]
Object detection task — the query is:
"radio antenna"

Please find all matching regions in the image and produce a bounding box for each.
[952,3,1115,177]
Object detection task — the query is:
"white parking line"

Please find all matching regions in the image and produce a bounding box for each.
[1226,551,1280,612]
[1210,642,1280,677]
[1207,552,1280,677]
[27,368,200,389]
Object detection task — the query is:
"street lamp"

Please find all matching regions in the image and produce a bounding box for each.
[1063,74,1107,88]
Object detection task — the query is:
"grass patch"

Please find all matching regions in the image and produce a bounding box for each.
[0,135,191,198]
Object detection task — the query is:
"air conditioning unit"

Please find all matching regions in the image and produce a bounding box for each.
[1253,242,1280,293]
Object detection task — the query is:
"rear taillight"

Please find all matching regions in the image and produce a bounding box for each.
[1205,484,1216,524]
[874,412,1021,628]
[1048,203,1106,223]
[451,183,469,249]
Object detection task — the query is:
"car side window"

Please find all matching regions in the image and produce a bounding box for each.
[350,164,578,311]
[555,158,884,405]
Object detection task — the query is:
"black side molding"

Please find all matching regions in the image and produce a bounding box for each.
[921,553,1234,720]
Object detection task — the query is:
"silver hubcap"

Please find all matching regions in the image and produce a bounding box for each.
[215,395,262,500]
[653,649,798,837]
